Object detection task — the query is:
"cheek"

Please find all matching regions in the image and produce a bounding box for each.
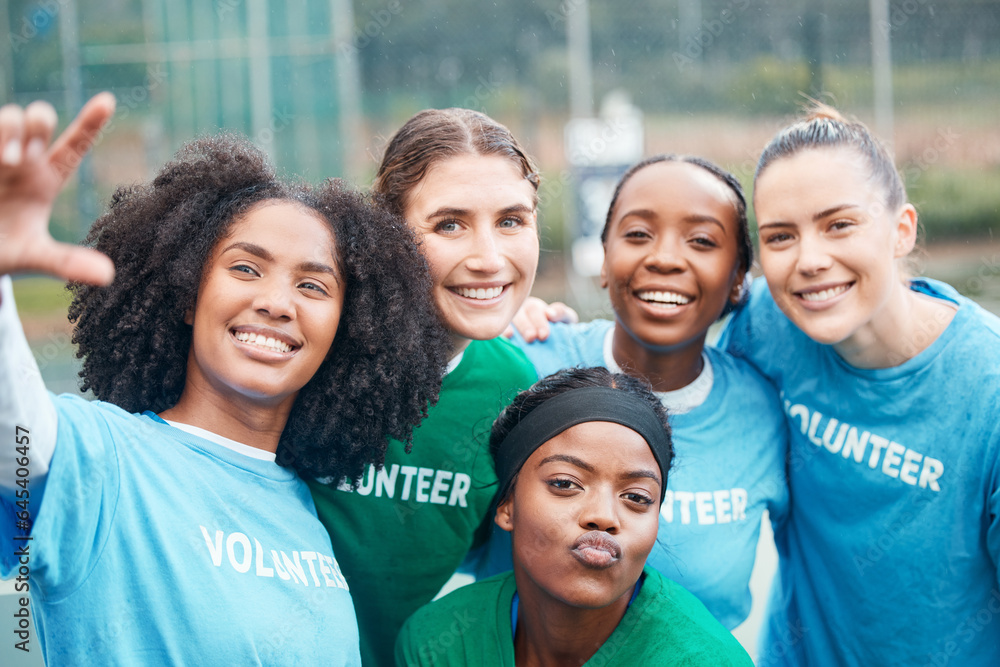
[603,251,635,289]
[419,240,454,288]
[509,233,540,276]
[511,499,572,562]
[758,249,788,285]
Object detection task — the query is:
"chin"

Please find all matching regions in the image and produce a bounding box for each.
[786,317,853,346]
[451,318,511,342]
[552,580,631,610]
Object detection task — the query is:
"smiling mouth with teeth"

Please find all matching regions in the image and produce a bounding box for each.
[636,290,692,306]
[798,284,852,302]
[453,286,505,300]
[234,331,294,353]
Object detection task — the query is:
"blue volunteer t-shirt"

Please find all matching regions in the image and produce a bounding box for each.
[0,394,361,666]
[479,320,788,629]
[722,278,1000,667]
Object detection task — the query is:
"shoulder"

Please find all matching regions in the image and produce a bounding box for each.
[396,574,511,659]
[552,319,614,345]
[916,278,1000,342]
[512,319,613,377]
[910,280,1000,380]
[640,568,727,625]
[701,347,787,446]
[431,571,511,611]
[704,346,780,400]
[635,569,753,664]
[720,278,818,377]
[51,393,156,444]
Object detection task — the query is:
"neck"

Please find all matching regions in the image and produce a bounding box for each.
[450,333,472,359]
[833,280,956,369]
[159,383,293,453]
[611,324,705,392]
[513,576,633,667]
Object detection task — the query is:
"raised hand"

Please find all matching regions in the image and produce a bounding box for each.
[0,92,116,285]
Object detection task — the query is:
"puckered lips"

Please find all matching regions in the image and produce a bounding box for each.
[230,324,300,360]
[792,280,854,311]
[447,282,509,306]
[571,530,622,570]
[631,284,694,318]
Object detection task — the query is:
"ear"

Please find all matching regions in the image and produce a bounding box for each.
[892,204,918,259]
[183,306,194,326]
[729,268,747,305]
[495,496,514,533]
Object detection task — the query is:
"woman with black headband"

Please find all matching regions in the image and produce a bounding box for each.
[395,367,751,666]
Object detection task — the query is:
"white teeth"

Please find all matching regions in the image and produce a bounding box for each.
[455,286,504,300]
[636,291,691,306]
[234,331,293,353]
[800,285,849,302]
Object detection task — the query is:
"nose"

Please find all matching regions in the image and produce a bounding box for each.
[644,235,684,274]
[465,226,505,274]
[795,233,834,276]
[579,487,620,535]
[252,278,296,321]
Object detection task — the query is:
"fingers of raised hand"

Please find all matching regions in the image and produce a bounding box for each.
[23,101,59,161]
[0,101,58,168]
[49,92,115,181]
[0,104,27,167]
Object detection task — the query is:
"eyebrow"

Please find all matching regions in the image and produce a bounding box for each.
[537,454,661,486]
[538,454,594,472]
[812,204,858,221]
[759,203,861,231]
[498,204,536,216]
[426,206,471,219]
[221,241,339,279]
[622,469,662,486]
[619,209,726,232]
[425,203,535,219]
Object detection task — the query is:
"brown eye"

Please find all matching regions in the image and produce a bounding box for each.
[623,491,654,505]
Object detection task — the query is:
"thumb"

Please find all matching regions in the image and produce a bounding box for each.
[29,238,114,285]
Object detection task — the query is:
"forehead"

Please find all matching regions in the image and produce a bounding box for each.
[405,153,536,213]
[754,147,877,216]
[526,421,657,472]
[221,200,337,260]
[613,161,739,224]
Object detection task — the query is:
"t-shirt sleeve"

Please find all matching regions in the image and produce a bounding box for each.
[0,276,58,507]
[0,395,121,599]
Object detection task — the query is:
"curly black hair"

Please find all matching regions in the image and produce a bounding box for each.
[68,133,452,481]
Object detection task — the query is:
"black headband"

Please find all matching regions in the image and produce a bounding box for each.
[495,386,672,502]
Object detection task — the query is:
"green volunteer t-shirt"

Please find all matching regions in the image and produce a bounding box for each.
[395,567,753,666]
[310,337,537,667]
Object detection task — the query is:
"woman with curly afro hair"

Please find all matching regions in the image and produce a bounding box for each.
[308,107,564,666]
[0,94,450,665]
